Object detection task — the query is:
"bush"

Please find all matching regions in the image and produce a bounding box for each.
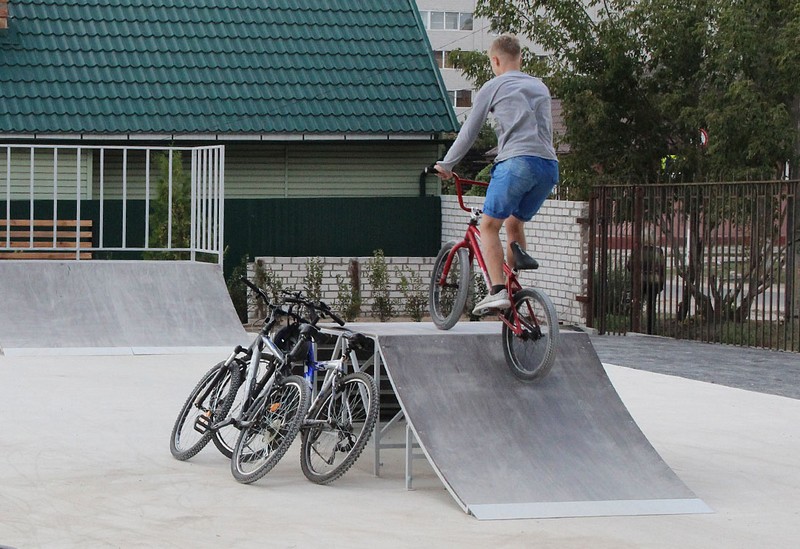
[367,249,394,322]
[304,257,323,302]
[335,259,362,322]
[399,268,427,322]
[226,253,249,323]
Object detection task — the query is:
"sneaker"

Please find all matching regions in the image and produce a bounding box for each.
[472,289,511,315]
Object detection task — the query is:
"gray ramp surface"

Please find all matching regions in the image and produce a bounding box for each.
[376,328,711,520]
[0,260,246,355]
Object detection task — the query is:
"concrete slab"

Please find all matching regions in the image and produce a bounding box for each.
[1,350,799,548]
[0,260,246,356]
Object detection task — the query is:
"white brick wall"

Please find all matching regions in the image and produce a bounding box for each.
[248,197,589,325]
[441,196,589,325]
[247,255,435,322]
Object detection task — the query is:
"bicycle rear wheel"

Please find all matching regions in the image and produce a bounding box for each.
[300,371,379,485]
[211,371,246,459]
[230,375,310,484]
[429,240,470,330]
[170,361,242,461]
[502,288,559,382]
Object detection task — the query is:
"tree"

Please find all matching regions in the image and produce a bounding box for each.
[457,0,800,182]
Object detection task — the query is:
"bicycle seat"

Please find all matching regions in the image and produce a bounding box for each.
[511,241,539,270]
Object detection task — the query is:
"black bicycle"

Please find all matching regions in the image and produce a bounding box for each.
[170,280,342,484]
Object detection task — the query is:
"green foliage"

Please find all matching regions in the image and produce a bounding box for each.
[366,249,394,322]
[253,259,286,320]
[335,259,362,322]
[303,257,324,302]
[399,269,427,322]
[145,150,191,260]
[226,253,249,323]
[463,0,800,182]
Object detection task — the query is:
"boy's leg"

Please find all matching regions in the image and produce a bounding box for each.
[505,216,526,269]
[473,214,511,314]
[481,214,506,288]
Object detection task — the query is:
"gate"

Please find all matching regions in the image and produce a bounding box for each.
[589,180,799,351]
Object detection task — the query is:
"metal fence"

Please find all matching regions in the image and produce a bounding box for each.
[589,180,799,352]
[1,144,224,263]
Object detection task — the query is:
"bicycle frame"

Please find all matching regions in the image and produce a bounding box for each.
[301,331,364,426]
[437,175,535,338]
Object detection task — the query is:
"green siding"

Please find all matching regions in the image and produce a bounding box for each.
[225,141,441,198]
[223,196,441,268]
[0,147,92,200]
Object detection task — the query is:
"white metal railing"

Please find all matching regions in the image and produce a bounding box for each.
[0,144,225,264]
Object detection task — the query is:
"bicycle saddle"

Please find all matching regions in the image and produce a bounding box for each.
[510,241,539,271]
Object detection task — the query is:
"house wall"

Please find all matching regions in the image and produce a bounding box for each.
[0,146,92,201]
[3,141,442,200]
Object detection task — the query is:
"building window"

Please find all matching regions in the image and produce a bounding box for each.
[421,11,473,31]
[455,90,473,108]
[433,50,455,69]
[447,90,473,108]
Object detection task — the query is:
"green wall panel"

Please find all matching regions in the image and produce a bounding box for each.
[224,196,441,265]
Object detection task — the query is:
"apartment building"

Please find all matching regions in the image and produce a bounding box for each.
[415,1,545,121]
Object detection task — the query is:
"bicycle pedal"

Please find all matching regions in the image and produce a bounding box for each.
[193,411,212,434]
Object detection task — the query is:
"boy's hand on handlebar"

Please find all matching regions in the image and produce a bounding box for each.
[433,164,453,180]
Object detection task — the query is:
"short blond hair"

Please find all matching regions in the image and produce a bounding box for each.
[490,34,521,60]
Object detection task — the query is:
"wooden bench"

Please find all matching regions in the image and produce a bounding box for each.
[0,219,93,259]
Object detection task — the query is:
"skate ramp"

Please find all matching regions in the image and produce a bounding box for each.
[365,324,711,520]
[0,261,246,356]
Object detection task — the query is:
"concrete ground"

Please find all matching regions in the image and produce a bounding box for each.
[1,333,799,548]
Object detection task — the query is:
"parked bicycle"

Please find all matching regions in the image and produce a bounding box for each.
[169,279,377,485]
[426,169,559,381]
[299,327,378,484]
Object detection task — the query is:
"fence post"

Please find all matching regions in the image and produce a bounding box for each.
[630,186,644,333]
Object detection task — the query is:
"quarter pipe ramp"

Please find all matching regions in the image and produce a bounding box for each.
[349,322,711,520]
[0,261,246,356]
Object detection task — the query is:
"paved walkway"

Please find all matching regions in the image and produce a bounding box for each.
[590,332,800,399]
[1,331,798,548]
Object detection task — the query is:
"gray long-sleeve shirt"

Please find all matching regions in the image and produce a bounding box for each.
[437,71,557,172]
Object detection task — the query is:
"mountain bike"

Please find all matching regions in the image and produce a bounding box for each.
[427,169,559,381]
[169,280,329,483]
[299,328,378,484]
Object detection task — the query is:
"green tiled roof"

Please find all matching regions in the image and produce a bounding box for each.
[0,0,459,136]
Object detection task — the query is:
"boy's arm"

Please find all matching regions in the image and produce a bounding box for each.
[436,83,496,174]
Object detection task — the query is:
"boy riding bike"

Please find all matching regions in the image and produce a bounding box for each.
[434,34,559,315]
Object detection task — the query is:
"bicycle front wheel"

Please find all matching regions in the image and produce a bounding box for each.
[170,361,242,461]
[429,240,470,330]
[300,371,379,485]
[502,288,559,382]
[230,375,310,484]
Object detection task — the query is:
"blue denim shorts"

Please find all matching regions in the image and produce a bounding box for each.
[483,156,559,221]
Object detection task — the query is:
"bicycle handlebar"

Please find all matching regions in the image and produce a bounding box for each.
[240,277,346,326]
[422,167,488,213]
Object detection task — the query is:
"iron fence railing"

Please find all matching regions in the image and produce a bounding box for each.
[1,144,225,263]
[589,180,799,352]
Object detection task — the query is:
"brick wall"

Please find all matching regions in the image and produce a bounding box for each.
[441,195,589,325]
[247,255,435,322]
[249,197,589,325]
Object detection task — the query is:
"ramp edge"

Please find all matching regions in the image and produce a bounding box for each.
[0,346,235,357]
[469,498,713,520]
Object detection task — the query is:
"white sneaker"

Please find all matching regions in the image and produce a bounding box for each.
[472,289,511,315]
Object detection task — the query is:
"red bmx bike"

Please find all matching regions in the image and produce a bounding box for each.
[427,170,559,381]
